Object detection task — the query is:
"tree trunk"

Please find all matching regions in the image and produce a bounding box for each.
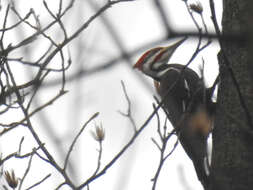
[210,0,253,190]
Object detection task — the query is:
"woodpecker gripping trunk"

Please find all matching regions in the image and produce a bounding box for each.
[134,38,217,189]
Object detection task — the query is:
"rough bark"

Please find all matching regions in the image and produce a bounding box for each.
[210,0,253,190]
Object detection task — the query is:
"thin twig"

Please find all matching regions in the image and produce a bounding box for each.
[64,112,99,171]
[118,81,137,132]
[151,128,177,190]
[0,90,67,135]
[183,1,201,32]
[91,141,103,176]
[5,60,75,188]
[25,174,51,190]
[18,137,24,154]
[18,154,34,190]
[0,9,32,32]
[153,102,162,139]
[0,5,10,50]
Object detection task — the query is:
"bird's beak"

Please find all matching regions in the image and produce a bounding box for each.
[161,37,187,62]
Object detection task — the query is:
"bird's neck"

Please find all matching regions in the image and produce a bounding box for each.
[142,63,181,81]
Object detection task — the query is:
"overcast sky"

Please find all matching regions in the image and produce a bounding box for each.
[0,0,222,189]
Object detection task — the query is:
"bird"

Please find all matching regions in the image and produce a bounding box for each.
[133,37,217,188]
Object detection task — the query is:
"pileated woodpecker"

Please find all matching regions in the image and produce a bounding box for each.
[133,38,217,188]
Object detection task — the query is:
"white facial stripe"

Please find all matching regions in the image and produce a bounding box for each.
[157,66,181,78]
[143,51,162,72]
[153,49,175,69]
[153,61,163,69]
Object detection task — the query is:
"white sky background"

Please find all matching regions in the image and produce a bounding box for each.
[0,0,222,189]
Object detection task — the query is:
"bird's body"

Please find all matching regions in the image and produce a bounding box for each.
[155,64,213,187]
[134,38,217,188]
[156,64,200,123]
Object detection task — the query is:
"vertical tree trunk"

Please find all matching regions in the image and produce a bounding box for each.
[210,0,253,190]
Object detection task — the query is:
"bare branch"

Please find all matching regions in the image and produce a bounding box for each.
[18,154,34,190]
[25,174,51,190]
[118,80,137,132]
[64,112,99,171]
